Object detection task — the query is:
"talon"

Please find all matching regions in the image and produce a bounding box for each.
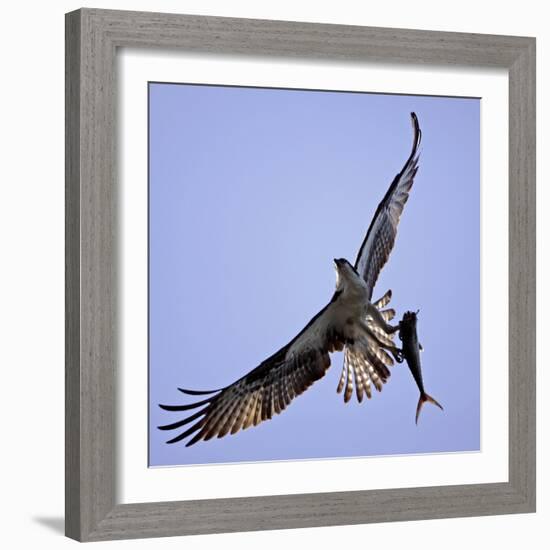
[391,347,404,363]
[387,323,400,334]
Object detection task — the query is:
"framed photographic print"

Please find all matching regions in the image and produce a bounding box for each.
[65,8,536,542]
[148,88,476,467]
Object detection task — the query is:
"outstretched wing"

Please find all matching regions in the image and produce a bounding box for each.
[354,112,422,300]
[158,294,348,446]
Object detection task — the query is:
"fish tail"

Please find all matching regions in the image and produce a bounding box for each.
[415,392,444,424]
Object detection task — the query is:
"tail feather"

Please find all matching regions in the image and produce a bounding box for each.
[373,289,392,309]
[415,392,443,424]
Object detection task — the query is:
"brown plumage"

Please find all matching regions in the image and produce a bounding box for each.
[158,113,424,446]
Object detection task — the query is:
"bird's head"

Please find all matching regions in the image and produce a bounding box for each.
[333,258,360,290]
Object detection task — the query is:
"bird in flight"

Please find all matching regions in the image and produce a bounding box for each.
[158,112,422,446]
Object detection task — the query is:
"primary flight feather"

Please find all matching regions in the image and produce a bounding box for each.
[158,112,422,446]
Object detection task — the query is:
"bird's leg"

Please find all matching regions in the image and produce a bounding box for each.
[381,322,404,361]
[368,303,400,335]
[359,315,404,364]
[368,307,402,362]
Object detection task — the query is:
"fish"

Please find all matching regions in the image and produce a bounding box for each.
[398,310,443,424]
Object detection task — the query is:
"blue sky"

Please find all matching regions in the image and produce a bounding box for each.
[148,82,480,467]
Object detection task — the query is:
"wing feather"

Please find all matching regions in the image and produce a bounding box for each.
[354,113,422,299]
[158,296,348,446]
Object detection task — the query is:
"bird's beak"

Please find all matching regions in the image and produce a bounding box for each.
[334,258,346,267]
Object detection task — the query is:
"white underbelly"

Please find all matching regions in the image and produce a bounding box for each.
[335,292,368,322]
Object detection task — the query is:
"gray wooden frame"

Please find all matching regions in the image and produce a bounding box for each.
[65,7,536,542]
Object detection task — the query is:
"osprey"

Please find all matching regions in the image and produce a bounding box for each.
[159,112,422,446]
